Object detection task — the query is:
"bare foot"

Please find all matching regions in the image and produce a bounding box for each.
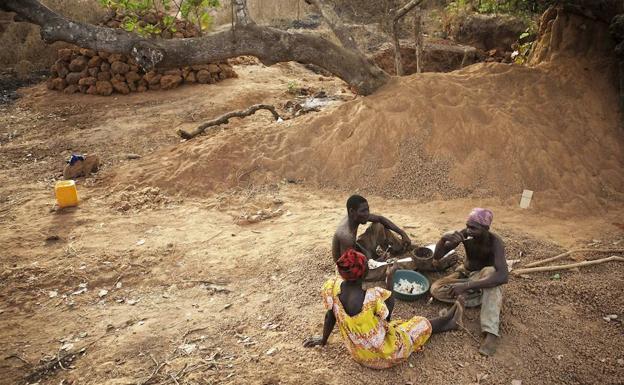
[479,332,498,356]
[451,296,465,328]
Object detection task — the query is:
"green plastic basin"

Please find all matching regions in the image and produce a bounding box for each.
[392,269,430,301]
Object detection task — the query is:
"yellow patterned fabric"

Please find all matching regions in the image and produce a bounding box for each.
[322,277,432,369]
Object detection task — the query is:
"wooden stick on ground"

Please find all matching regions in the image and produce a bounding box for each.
[178,104,282,139]
[512,256,624,275]
[522,248,624,268]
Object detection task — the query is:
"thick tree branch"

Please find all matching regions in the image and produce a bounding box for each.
[2,0,390,95]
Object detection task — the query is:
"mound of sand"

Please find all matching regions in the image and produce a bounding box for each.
[116,9,624,213]
[117,57,622,212]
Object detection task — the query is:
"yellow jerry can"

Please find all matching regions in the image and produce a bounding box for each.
[55,180,79,208]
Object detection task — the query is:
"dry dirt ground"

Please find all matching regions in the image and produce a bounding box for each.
[1,62,623,385]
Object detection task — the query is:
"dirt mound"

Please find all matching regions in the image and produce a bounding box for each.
[445,13,527,53]
[529,6,616,65]
[116,56,623,213]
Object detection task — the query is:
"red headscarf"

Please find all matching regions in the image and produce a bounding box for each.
[336,248,367,281]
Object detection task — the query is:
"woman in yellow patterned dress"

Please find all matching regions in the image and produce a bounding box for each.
[304,248,464,369]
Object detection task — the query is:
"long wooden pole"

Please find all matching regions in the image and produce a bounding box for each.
[522,248,624,268]
[512,256,624,275]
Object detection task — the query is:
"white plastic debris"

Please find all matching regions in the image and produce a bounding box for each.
[60,343,74,351]
[179,343,197,355]
[520,189,534,209]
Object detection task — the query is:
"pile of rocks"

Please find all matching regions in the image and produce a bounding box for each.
[46,47,237,96]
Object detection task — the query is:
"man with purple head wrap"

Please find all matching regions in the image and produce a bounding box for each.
[429,208,508,357]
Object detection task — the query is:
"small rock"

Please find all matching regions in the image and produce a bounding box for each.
[116,282,122,289]
[184,71,197,83]
[127,299,139,305]
[58,48,73,61]
[265,347,278,356]
[111,79,130,95]
[136,239,145,246]
[96,80,113,96]
[111,61,130,75]
[608,314,618,320]
[48,290,58,298]
[88,55,102,68]
[107,53,124,64]
[511,380,522,385]
[63,84,80,94]
[80,48,97,57]
[69,57,88,72]
[79,77,97,86]
[78,331,88,338]
[97,71,112,81]
[617,358,624,366]
[98,289,108,298]
[160,74,183,90]
[125,71,141,83]
[65,72,82,85]
[223,303,232,310]
[196,70,211,84]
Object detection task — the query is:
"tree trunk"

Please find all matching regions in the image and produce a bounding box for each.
[413,8,422,73]
[1,0,390,95]
[392,0,423,76]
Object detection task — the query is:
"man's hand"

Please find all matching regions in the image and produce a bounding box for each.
[303,336,324,348]
[449,283,469,297]
[385,263,399,290]
[441,231,465,244]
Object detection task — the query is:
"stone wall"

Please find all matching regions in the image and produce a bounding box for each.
[46,48,236,96]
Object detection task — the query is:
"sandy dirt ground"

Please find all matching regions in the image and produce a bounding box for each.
[1,62,623,385]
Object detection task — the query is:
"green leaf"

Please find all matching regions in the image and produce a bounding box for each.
[519,32,529,40]
[199,12,212,30]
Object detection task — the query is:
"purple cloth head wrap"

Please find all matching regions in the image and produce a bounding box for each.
[467,208,493,227]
